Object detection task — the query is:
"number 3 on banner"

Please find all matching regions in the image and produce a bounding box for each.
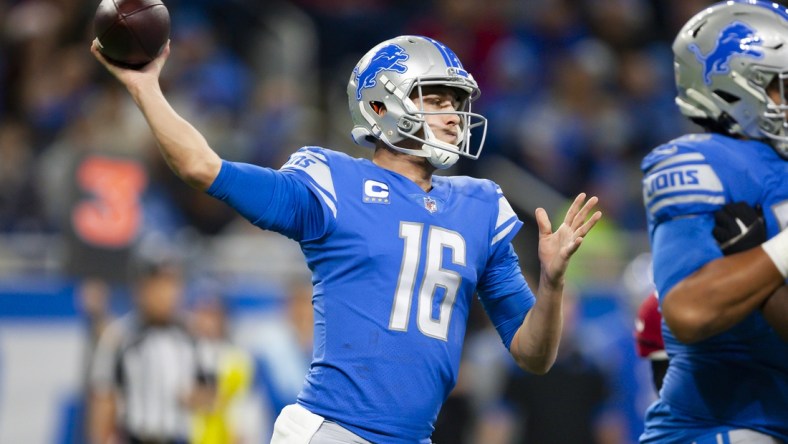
[389,222,466,341]
[71,156,147,249]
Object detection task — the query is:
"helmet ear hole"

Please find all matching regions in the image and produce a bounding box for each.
[370,101,385,116]
[713,90,741,104]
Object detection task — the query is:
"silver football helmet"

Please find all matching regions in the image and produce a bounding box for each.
[347,35,488,169]
[674,0,788,158]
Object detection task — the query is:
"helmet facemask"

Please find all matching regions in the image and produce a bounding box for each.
[381,81,487,169]
[760,71,788,157]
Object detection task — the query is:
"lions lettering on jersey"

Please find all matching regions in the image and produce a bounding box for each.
[642,151,724,219]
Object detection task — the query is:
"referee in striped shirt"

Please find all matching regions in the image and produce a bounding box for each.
[89,255,214,444]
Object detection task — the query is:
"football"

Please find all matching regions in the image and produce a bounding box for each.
[93,0,170,68]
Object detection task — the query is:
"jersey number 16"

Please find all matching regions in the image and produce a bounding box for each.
[389,222,465,341]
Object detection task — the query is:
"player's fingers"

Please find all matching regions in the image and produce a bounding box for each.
[90,39,103,60]
[141,40,170,74]
[563,193,586,226]
[564,237,584,257]
[90,39,116,70]
[535,208,552,236]
[576,210,602,237]
[159,40,171,61]
[572,195,599,230]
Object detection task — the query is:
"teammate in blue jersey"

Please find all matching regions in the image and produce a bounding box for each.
[640,1,788,443]
[90,35,601,443]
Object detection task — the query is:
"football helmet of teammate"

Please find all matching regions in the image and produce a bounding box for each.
[347,35,488,169]
[673,0,788,158]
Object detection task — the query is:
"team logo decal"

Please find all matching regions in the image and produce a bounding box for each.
[354,44,409,100]
[363,179,390,204]
[689,21,764,85]
[423,196,438,213]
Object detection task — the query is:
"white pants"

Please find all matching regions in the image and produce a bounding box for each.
[270,404,372,444]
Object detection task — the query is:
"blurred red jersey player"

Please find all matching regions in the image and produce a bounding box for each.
[635,291,667,393]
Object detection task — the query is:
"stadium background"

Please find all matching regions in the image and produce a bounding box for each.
[0,0,759,442]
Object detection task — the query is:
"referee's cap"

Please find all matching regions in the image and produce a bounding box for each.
[128,233,185,280]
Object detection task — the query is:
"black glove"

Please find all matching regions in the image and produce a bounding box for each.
[712,202,766,255]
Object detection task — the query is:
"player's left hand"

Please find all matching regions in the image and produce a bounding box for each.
[712,202,766,255]
[713,202,788,342]
[536,193,602,287]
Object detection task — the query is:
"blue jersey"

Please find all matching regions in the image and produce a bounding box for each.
[207,147,534,443]
[640,133,788,443]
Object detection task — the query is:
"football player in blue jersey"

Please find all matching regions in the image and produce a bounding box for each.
[640,1,788,443]
[90,34,601,444]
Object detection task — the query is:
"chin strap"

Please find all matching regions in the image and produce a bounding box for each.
[427,147,459,169]
[422,123,460,169]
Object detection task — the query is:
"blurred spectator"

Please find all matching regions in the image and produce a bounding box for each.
[251,277,313,414]
[513,43,625,198]
[61,277,115,444]
[78,277,115,361]
[502,290,624,444]
[583,0,657,50]
[431,365,475,444]
[634,291,667,394]
[0,120,47,232]
[405,0,511,91]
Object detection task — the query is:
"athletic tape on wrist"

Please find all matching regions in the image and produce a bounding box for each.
[762,228,788,279]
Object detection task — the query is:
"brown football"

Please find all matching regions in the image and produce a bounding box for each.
[93,0,170,69]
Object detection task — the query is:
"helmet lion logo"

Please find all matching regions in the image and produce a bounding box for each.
[688,21,764,85]
[354,44,409,100]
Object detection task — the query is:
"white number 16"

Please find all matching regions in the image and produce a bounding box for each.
[389,222,466,341]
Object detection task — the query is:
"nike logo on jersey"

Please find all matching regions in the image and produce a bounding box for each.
[363,179,390,204]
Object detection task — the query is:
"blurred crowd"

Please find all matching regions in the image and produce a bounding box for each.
[0,0,728,443]
[0,0,714,239]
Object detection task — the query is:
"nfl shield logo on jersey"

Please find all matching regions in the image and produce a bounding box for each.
[423,197,438,213]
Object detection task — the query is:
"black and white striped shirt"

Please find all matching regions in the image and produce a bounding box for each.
[90,313,209,441]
